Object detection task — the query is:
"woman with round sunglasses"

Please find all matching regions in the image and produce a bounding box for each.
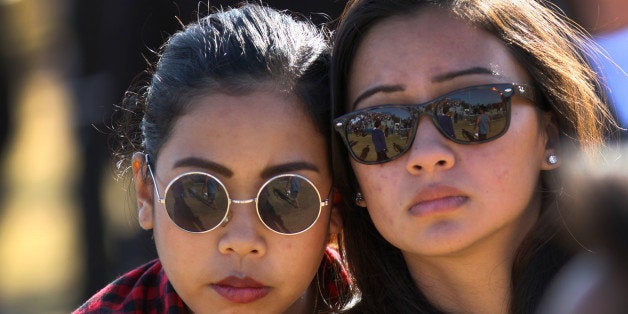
[330,0,620,313]
[75,3,355,313]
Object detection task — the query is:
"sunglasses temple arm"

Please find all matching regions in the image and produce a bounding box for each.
[145,154,165,203]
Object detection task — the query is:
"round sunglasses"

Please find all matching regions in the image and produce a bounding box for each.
[333,83,538,164]
[145,155,328,235]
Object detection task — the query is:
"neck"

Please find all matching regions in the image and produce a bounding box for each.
[409,253,512,314]
[404,209,540,313]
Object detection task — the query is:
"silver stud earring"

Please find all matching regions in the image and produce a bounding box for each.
[355,192,365,206]
[548,154,558,165]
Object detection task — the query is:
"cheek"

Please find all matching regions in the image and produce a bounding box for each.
[153,225,191,264]
[284,212,331,253]
[352,163,399,195]
[272,223,329,287]
[481,114,546,182]
[152,207,209,270]
[352,164,403,225]
[492,164,513,189]
[468,140,544,199]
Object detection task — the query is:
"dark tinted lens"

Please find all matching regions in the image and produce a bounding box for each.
[257,175,321,234]
[343,107,414,163]
[165,173,229,232]
[444,86,509,143]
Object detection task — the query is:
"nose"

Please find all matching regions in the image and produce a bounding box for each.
[218,201,267,257]
[405,115,455,175]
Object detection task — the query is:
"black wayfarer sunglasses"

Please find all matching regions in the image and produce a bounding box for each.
[333,83,537,164]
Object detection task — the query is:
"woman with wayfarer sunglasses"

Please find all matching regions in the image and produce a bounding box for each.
[330,0,621,313]
[74,3,356,313]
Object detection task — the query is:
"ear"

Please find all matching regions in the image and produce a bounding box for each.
[540,112,561,170]
[328,189,343,234]
[132,152,154,230]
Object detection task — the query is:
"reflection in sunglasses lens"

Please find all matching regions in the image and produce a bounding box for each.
[343,85,510,164]
[258,176,320,234]
[347,107,413,163]
[165,174,229,232]
[165,174,321,234]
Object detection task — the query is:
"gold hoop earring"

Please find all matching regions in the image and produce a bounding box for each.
[316,249,352,312]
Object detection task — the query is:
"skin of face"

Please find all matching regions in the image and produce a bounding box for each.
[347,8,559,271]
[132,91,341,313]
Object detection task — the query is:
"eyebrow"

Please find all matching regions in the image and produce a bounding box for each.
[173,157,234,177]
[260,162,320,179]
[431,66,495,83]
[173,157,319,180]
[352,85,405,110]
[351,66,496,109]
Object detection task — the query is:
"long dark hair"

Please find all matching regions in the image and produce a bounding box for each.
[113,2,353,312]
[330,0,618,313]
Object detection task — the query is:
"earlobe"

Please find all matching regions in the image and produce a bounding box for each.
[132,152,154,230]
[355,192,367,208]
[541,112,561,170]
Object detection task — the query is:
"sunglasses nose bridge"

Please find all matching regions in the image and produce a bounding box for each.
[407,106,437,136]
[410,104,457,141]
[226,197,261,225]
[218,197,268,241]
[230,198,256,205]
[401,110,457,172]
[217,206,268,256]
[409,112,453,148]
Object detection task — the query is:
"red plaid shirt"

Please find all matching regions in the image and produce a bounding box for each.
[74,259,188,313]
[74,247,351,313]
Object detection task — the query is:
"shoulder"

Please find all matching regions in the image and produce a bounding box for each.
[72,259,188,313]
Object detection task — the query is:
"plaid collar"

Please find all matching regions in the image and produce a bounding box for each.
[74,259,188,313]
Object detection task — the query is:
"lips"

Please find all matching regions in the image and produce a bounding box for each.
[212,276,270,303]
[408,185,468,217]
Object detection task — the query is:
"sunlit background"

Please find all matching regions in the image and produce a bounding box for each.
[0,1,148,312]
